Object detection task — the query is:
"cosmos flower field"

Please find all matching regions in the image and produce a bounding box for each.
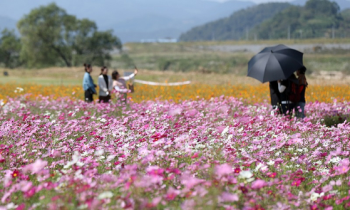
[1,86,350,209]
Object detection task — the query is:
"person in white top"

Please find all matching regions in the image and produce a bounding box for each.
[111,68,138,103]
[98,66,113,103]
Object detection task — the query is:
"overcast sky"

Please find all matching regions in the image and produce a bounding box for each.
[212,0,291,2]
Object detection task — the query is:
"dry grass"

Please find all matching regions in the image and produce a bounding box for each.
[1,67,350,86]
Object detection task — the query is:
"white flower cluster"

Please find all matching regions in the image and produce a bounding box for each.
[14,87,24,93]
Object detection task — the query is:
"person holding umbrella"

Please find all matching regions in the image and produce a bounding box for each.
[269,81,281,114]
[247,44,304,115]
[277,73,298,115]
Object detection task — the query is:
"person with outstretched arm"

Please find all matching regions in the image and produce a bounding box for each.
[112,68,138,103]
[82,64,97,103]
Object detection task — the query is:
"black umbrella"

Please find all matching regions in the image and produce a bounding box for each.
[247,44,304,83]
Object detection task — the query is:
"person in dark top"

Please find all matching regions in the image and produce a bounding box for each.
[82,64,97,103]
[295,66,308,118]
[269,81,281,114]
[98,66,113,103]
[278,74,298,115]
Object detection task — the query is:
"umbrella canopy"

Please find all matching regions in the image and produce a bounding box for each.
[247,44,304,83]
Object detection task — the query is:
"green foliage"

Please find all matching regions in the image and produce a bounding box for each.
[119,54,135,69]
[152,55,249,73]
[341,9,350,21]
[253,0,350,40]
[158,58,172,71]
[179,3,292,41]
[0,29,21,68]
[17,3,121,68]
[323,114,349,127]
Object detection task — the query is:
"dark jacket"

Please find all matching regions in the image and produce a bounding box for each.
[269,81,280,106]
[280,75,299,102]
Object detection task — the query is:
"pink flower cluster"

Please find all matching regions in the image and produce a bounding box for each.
[0,96,349,209]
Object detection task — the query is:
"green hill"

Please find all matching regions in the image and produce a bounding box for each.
[253,0,350,39]
[179,3,291,41]
[341,8,350,20]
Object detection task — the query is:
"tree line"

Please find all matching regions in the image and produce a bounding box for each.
[179,2,291,41]
[179,0,350,41]
[253,0,350,40]
[0,3,121,69]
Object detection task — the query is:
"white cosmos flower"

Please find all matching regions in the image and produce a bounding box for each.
[98,191,113,199]
[239,170,253,179]
[78,204,88,209]
[267,160,275,166]
[6,203,18,209]
[221,126,229,136]
[64,151,83,168]
[107,155,116,162]
[246,177,255,183]
[330,157,341,164]
[255,163,267,172]
[95,149,104,156]
[329,190,339,195]
[310,192,324,201]
[76,161,84,167]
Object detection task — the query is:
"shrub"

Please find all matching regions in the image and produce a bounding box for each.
[323,114,349,127]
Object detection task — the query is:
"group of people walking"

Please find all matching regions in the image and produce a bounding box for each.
[82,63,138,103]
[269,66,308,118]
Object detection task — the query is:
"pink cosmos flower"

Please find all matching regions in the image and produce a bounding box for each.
[218,192,239,203]
[165,187,180,201]
[234,168,241,174]
[251,180,266,189]
[181,199,196,210]
[215,164,232,178]
[335,160,350,174]
[181,173,204,189]
[24,187,36,198]
[19,181,33,192]
[15,204,25,210]
[291,180,302,187]
[340,158,349,166]
[267,172,277,178]
[216,126,226,133]
[191,153,198,159]
[187,109,198,117]
[310,204,319,210]
[22,159,47,174]
[322,185,332,193]
[12,170,20,179]
[168,108,182,116]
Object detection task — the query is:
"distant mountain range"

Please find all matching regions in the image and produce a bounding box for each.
[0,0,349,42]
[292,0,350,8]
[180,0,350,41]
[179,3,291,41]
[0,0,254,42]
